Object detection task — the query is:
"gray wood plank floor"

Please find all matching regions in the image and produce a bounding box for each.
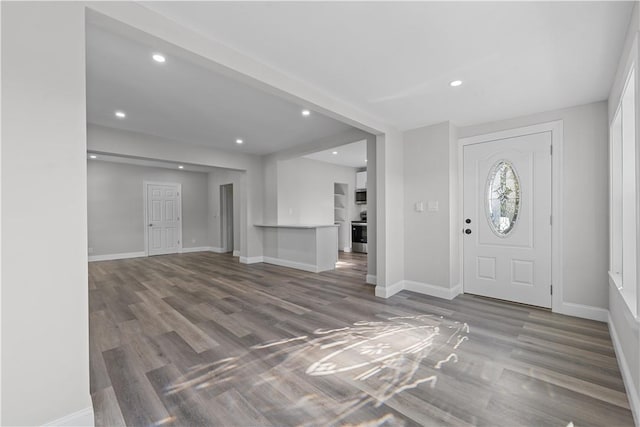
[89,252,634,426]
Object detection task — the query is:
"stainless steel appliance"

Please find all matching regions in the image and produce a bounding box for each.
[352,221,367,253]
[355,189,367,205]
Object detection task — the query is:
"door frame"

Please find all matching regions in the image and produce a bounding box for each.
[143,181,183,256]
[457,120,563,313]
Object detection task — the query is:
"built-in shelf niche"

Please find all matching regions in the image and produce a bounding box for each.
[334,183,348,222]
[334,182,350,250]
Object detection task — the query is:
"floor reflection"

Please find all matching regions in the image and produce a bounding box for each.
[167,314,470,426]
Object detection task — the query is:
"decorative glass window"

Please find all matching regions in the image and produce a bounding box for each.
[486,160,520,236]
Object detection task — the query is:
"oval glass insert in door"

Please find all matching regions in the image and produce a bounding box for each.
[485,160,521,236]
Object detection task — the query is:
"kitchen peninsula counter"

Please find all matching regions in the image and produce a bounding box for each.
[254,224,339,272]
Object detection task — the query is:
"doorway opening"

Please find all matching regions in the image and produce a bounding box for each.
[220,183,234,254]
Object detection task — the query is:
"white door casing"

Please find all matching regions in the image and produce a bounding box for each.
[144,182,182,256]
[463,131,552,308]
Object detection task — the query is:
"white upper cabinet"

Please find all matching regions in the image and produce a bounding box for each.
[356,171,367,189]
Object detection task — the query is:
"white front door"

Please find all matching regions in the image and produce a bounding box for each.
[146,183,181,256]
[463,132,552,308]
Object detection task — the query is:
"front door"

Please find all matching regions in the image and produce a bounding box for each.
[463,132,552,308]
[146,183,181,256]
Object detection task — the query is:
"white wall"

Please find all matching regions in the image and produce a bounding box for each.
[403,122,459,290]
[262,128,372,223]
[88,124,264,258]
[208,169,243,252]
[1,2,92,425]
[277,157,360,225]
[87,161,210,256]
[263,156,279,224]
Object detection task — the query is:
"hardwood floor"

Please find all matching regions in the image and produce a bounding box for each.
[89,252,633,426]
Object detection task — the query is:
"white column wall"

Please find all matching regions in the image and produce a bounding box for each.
[1,3,92,425]
[366,135,377,281]
[402,122,457,290]
[375,131,405,295]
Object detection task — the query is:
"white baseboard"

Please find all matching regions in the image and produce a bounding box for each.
[88,251,145,262]
[240,255,264,264]
[451,284,463,298]
[262,256,320,273]
[608,312,640,425]
[375,280,404,298]
[555,301,609,322]
[43,405,94,427]
[180,246,214,254]
[88,247,239,261]
[239,255,334,273]
[375,280,462,300]
[404,280,461,300]
[233,250,240,257]
[366,274,377,285]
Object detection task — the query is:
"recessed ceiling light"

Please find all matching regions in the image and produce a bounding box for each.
[152,53,166,63]
[449,80,463,87]
[236,139,244,144]
[114,110,126,119]
[332,151,338,155]
[89,155,97,159]
[301,109,311,117]
[365,159,368,162]
[178,165,184,169]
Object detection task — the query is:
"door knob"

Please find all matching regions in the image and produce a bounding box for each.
[465,229,472,235]
[148,224,153,227]
[465,218,471,224]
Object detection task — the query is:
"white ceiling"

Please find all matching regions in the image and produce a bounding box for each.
[86,24,355,155]
[145,1,634,130]
[304,140,367,169]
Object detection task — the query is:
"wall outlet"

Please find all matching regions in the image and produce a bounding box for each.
[88,247,93,254]
[191,238,196,243]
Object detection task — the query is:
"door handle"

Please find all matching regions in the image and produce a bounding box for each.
[464,229,472,235]
[148,223,153,227]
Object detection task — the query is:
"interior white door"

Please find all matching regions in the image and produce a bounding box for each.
[463,132,552,308]
[146,183,181,256]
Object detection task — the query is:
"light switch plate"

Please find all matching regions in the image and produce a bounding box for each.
[428,201,439,212]
[415,202,425,212]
